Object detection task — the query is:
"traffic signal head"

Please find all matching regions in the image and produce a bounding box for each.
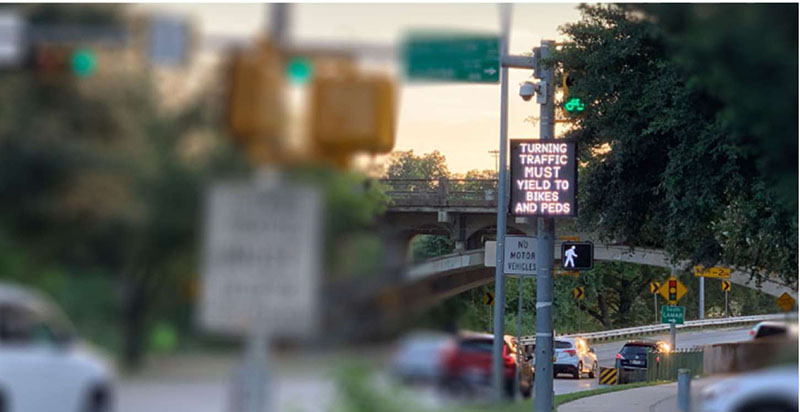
[32,45,97,78]
[70,48,97,77]
[668,280,677,301]
[286,57,313,85]
[562,73,575,91]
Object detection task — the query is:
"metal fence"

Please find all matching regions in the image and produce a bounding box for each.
[646,349,704,381]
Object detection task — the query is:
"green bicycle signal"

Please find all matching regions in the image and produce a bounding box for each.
[564,97,585,113]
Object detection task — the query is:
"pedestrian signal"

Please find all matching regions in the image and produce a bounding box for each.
[561,241,593,271]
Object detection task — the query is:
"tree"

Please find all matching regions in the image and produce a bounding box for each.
[556,4,797,286]
[0,5,252,368]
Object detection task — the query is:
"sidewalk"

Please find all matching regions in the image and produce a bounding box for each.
[558,377,725,412]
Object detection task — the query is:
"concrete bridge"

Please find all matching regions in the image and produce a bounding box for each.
[375,178,796,316]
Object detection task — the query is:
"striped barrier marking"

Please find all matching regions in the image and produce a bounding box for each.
[599,367,618,385]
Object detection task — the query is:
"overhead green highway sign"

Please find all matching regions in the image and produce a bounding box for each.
[402,32,500,83]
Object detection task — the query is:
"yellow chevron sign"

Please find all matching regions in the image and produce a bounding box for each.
[650,281,660,294]
[572,286,585,300]
[721,281,731,292]
[484,291,494,306]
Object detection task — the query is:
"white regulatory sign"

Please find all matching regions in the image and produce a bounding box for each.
[199,178,321,338]
[0,11,24,67]
[504,236,537,275]
[484,236,537,276]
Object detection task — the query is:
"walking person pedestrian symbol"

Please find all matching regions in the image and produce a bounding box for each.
[560,241,594,271]
[564,245,577,268]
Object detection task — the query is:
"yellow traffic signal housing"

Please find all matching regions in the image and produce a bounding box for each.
[227,41,286,140]
[310,73,396,155]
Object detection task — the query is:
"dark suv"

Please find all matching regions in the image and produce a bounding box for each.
[615,340,669,370]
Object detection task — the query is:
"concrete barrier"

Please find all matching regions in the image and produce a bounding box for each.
[703,338,798,375]
[598,366,618,385]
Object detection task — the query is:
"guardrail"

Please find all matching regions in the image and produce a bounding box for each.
[379,178,497,208]
[519,313,792,345]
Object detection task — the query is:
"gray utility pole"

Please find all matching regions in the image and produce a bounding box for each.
[491,4,540,401]
[269,3,289,46]
[533,39,557,412]
[699,276,705,320]
[491,3,512,400]
[670,266,678,350]
[725,289,729,317]
[654,292,658,323]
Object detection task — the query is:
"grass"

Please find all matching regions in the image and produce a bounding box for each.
[332,363,672,412]
[554,380,671,407]
[454,380,671,412]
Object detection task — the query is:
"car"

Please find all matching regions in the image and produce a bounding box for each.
[390,331,453,384]
[615,340,669,371]
[553,337,598,379]
[701,365,798,412]
[0,282,115,412]
[441,332,532,398]
[748,321,798,340]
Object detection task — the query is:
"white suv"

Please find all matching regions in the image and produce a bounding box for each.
[553,337,597,379]
[0,282,115,412]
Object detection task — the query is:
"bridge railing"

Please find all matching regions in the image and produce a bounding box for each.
[519,313,792,345]
[379,178,497,208]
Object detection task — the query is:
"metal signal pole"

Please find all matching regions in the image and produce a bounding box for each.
[533,39,556,412]
[491,3,512,401]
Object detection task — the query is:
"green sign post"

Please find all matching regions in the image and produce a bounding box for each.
[661,305,685,325]
[402,32,500,83]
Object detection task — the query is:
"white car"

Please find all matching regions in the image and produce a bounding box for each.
[553,337,597,379]
[748,321,797,340]
[0,282,115,412]
[701,365,798,412]
[390,331,453,384]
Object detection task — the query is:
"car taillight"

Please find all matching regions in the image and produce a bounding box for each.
[440,344,456,366]
[565,349,576,357]
[749,330,755,336]
[616,353,623,360]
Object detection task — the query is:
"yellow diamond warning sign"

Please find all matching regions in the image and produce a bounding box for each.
[658,276,687,305]
[776,293,795,313]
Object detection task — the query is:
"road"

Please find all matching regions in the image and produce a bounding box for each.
[550,325,751,395]
[116,326,753,411]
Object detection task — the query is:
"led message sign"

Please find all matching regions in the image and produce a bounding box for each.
[510,139,577,217]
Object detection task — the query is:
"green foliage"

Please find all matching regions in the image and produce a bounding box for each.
[0,33,249,367]
[410,235,455,262]
[385,150,449,181]
[557,4,797,285]
[290,167,389,279]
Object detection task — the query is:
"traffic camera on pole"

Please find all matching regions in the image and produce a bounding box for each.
[519,80,546,104]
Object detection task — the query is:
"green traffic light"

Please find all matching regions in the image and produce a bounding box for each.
[71,49,97,77]
[286,57,313,85]
[564,97,585,113]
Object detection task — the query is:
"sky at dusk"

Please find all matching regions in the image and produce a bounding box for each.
[136,3,582,173]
